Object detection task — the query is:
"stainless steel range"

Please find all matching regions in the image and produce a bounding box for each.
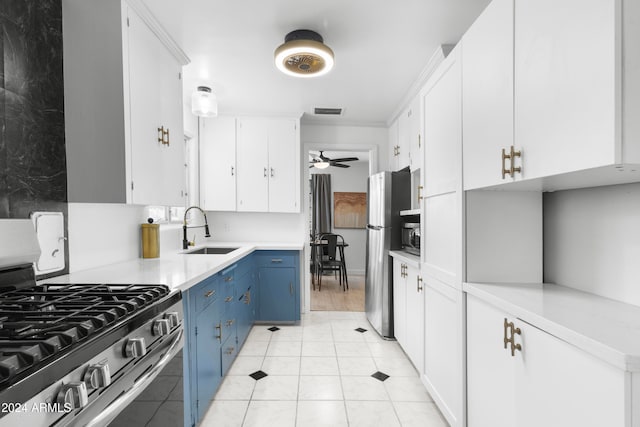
[0,220,183,427]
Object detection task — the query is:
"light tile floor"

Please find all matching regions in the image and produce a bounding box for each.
[200,311,449,427]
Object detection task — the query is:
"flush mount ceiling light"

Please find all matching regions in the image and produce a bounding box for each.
[191,86,218,117]
[274,30,334,78]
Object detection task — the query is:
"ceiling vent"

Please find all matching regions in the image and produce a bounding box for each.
[313,107,343,116]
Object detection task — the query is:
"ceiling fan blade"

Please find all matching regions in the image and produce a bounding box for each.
[332,163,350,168]
[329,157,359,162]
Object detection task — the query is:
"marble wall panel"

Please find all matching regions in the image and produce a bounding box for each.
[0,0,68,277]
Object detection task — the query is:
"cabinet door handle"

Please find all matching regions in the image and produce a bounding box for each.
[231,166,234,176]
[509,146,522,177]
[264,167,267,177]
[225,296,233,302]
[289,282,293,295]
[271,259,283,263]
[204,290,215,298]
[225,347,235,355]
[503,318,523,356]
[270,167,274,177]
[224,276,233,282]
[501,148,511,179]
[215,323,222,342]
[226,319,234,326]
[503,318,509,350]
[418,185,424,201]
[416,276,423,292]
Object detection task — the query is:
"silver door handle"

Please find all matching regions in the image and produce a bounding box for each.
[231,166,234,176]
[264,167,267,177]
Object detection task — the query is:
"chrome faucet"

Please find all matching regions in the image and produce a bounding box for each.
[183,206,211,250]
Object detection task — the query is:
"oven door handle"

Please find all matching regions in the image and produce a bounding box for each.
[85,328,184,427]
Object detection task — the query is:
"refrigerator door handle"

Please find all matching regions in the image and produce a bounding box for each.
[367,225,383,230]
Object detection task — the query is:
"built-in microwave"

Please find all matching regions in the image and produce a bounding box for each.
[401,222,420,256]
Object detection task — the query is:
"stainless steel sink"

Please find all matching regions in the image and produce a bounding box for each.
[185,247,239,255]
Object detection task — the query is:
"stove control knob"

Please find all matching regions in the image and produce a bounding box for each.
[153,318,171,336]
[124,337,147,358]
[84,362,112,389]
[164,312,180,328]
[57,382,89,410]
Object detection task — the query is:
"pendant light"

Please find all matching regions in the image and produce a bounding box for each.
[274,30,334,78]
[191,86,218,117]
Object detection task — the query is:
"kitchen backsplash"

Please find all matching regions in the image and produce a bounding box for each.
[0,0,68,277]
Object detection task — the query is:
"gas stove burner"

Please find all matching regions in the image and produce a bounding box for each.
[0,283,171,388]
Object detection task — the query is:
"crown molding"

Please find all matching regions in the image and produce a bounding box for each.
[386,44,455,126]
[125,0,190,65]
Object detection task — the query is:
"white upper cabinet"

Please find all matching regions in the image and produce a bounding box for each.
[236,117,300,213]
[423,48,462,197]
[396,107,412,170]
[63,0,188,205]
[514,0,617,180]
[407,95,423,172]
[200,117,237,211]
[127,6,185,206]
[388,119,399,171]
[463,0,640,191]
[461,0,515,190]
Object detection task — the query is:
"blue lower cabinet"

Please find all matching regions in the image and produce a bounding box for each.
[255,251,300,322]
[194,300,222,422]
[183,250,299,426]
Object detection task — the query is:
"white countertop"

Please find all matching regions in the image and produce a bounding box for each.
[464,281,640,372]
[41,242,304,292]
[389,250,421,267]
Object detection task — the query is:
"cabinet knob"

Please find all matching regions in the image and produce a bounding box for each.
[84,362,112,390]
[57,382,88,410]
[124,337,147,358]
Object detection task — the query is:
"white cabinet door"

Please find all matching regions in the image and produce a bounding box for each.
[127,6,164,206]
[407,95,422,172]
[392,258,407,347]
[515,319,626,427]
[126,6,185,206]
[388,119,399,171]
[515,0,617,180]
[424,50,461,197]
[466,295,516,427]
[404,264,424,373]
[396,107,411,170]
[200,117,236,211]
[468,295,627,427]
[236,119,269,212]
[423,278,463,427]
[157,41,186,207]
[462,0,515,190]
[268,119,299,213]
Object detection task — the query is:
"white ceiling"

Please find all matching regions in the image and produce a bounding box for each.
[145,0,491,126]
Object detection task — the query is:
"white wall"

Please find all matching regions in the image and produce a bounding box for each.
[205,211,305,243]
[310,161,369,274]
[544,182,640,307]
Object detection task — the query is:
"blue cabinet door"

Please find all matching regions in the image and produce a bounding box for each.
[258,266,297,321]
[194,299,222,422]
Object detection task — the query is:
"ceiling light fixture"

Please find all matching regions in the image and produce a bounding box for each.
[314,161,330,169]
[274,30,334,78]
[191,86,218,117]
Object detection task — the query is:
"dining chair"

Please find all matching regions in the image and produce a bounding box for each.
[317,233,347,291]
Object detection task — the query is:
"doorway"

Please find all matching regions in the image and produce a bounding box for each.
[306,148,372,312]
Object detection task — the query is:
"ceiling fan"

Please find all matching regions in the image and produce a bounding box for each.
[309,151,359,169]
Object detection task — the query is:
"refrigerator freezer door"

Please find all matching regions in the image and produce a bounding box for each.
[365,226,392,338]
[367,171,391,228]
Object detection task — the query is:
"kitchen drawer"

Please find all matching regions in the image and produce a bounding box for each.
[221,332,238,375]
[194,275,220,313]
[255,251,296,268]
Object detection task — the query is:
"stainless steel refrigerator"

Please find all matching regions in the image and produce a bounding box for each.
[365,170,410,338]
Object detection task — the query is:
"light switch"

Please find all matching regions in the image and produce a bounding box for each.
[31,212,65,274]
